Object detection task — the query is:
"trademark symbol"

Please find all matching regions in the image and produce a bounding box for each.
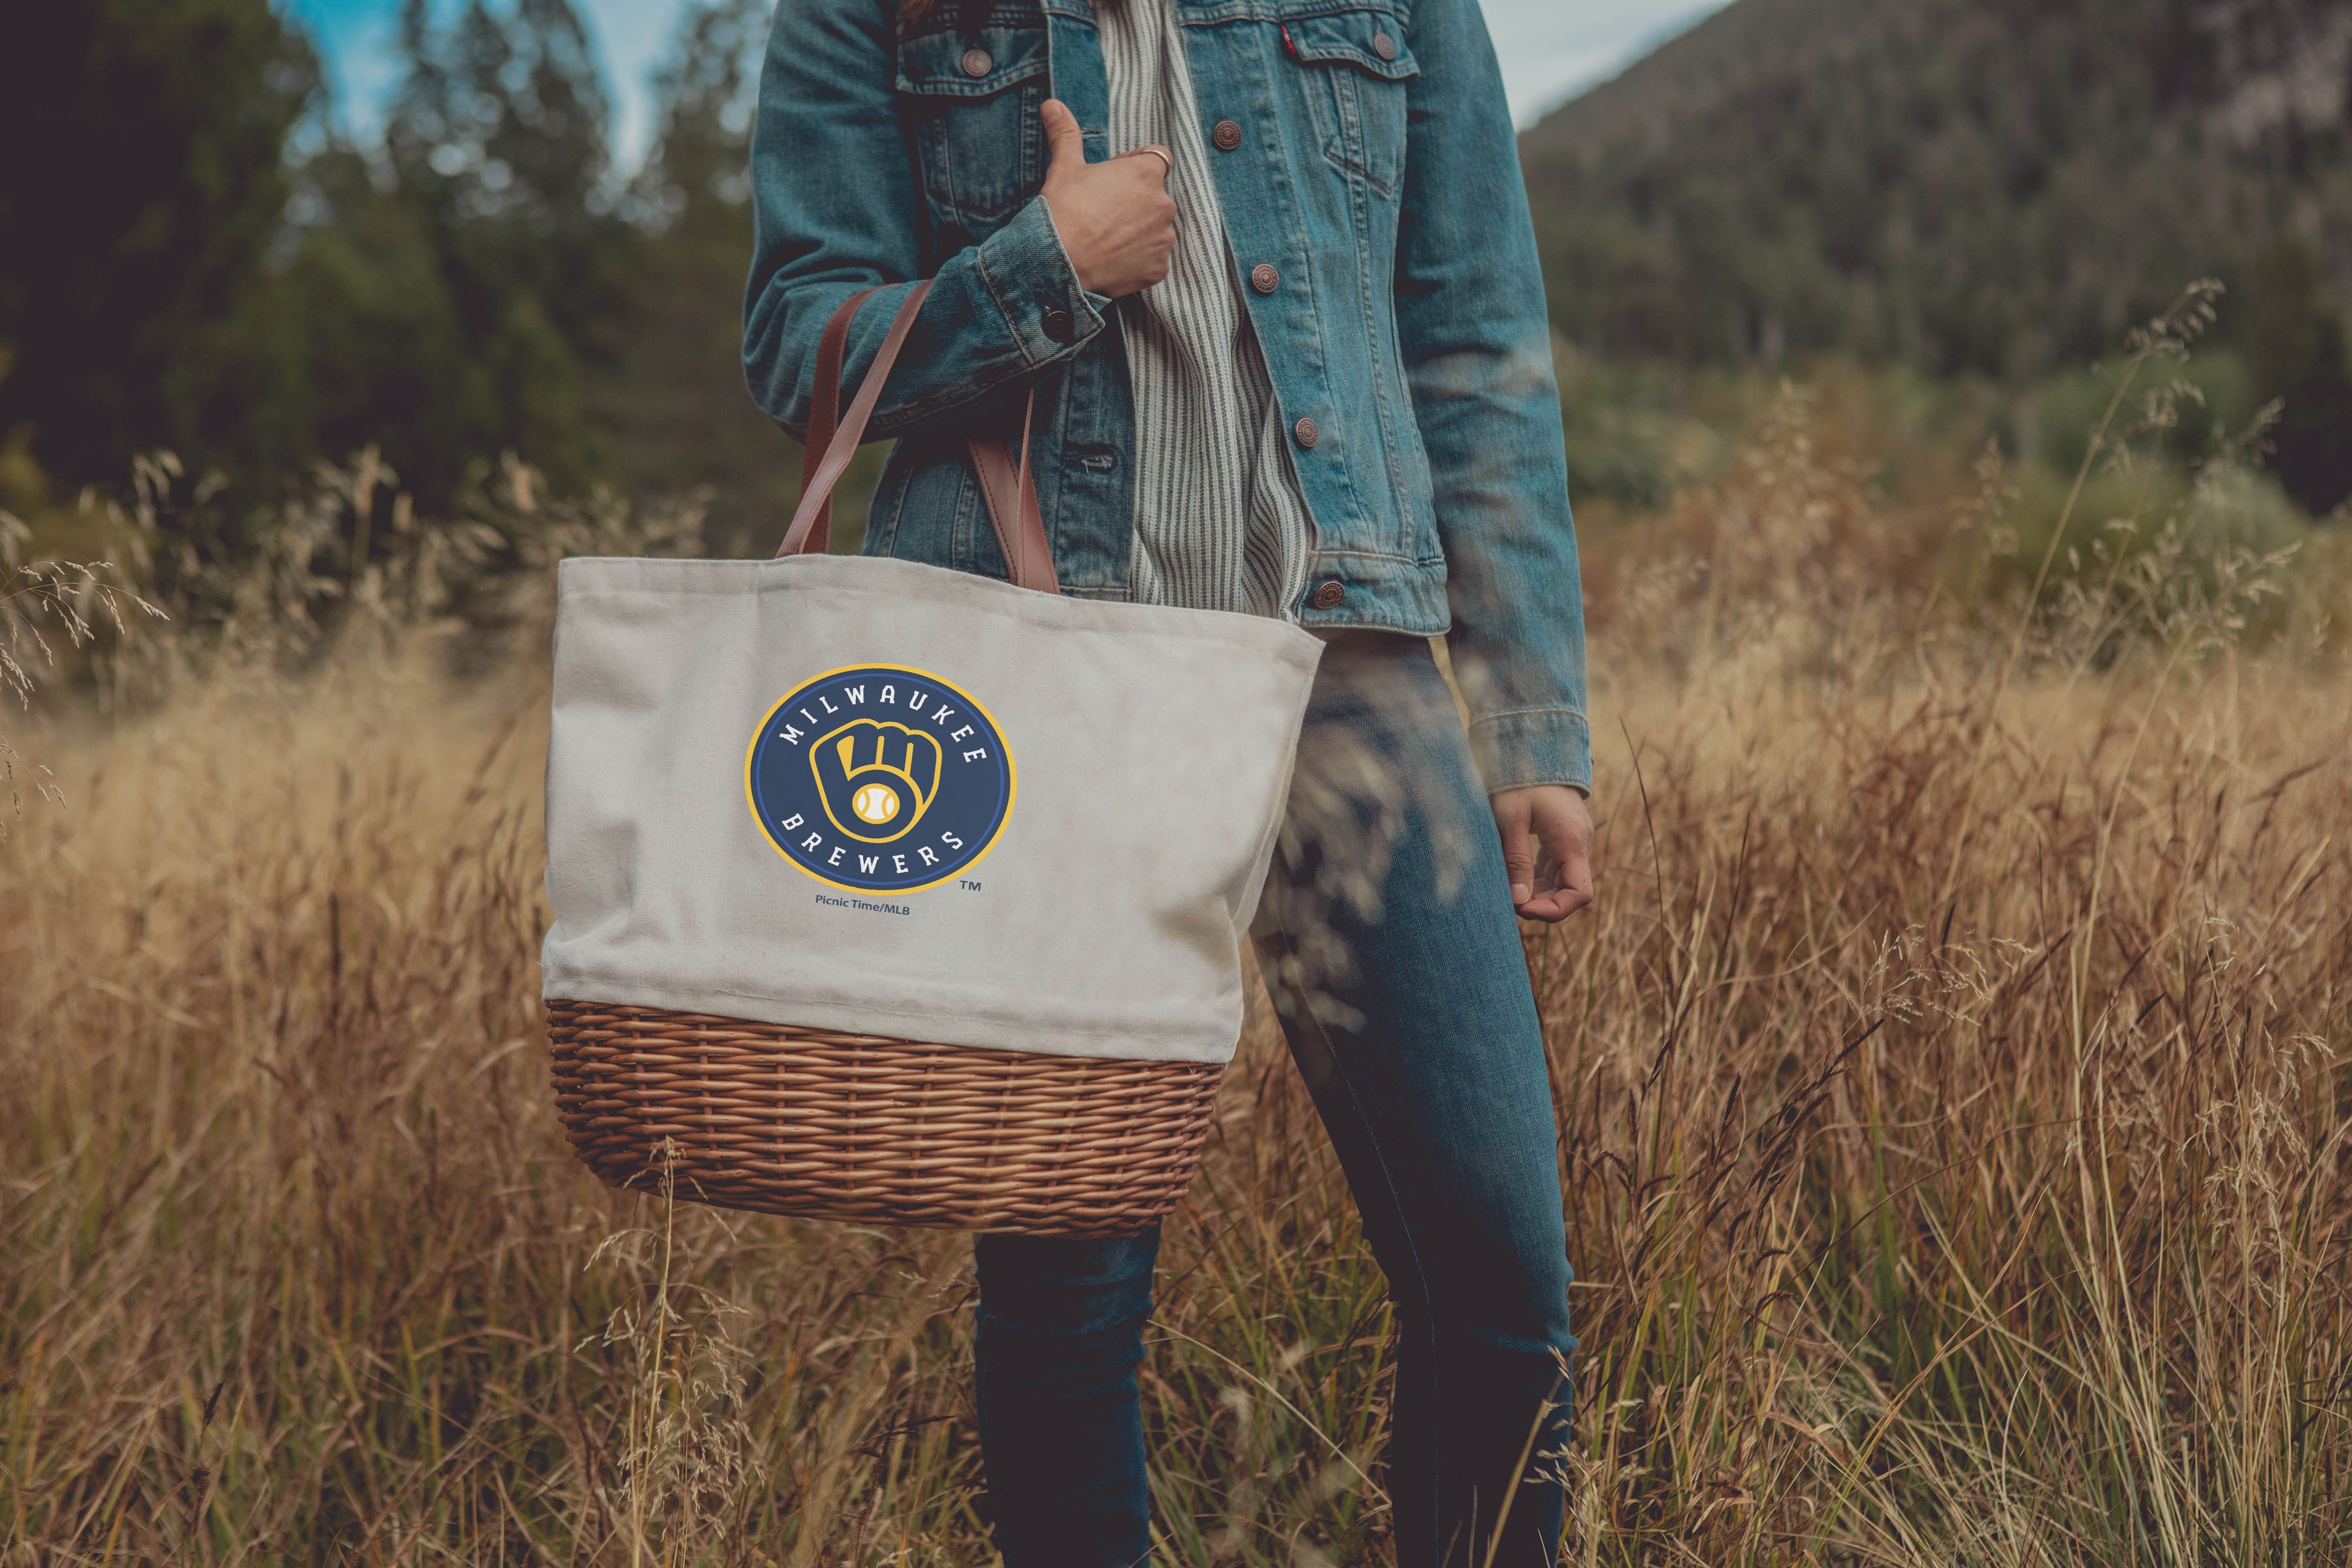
[958,879,982,891]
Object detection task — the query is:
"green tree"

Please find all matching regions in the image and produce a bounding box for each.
[594,0,809,554]
[0,0,319,491]
[261,143,498,508]
[372,0,638,501]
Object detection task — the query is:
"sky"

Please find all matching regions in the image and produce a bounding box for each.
[284,0,1732,160]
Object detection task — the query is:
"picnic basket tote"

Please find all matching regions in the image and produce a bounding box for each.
[540,282,1322,1236]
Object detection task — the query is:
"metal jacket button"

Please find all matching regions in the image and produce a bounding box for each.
[1249,263,1280,295]
[1311,580,1347,610]
[1212,119,1243,152]
[1371,30,1397,60]
[1041,307,1075,343]
[960,47,992,76]
[1293,416,1319,449]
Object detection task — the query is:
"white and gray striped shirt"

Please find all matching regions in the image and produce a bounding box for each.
[1093,0,1316,619]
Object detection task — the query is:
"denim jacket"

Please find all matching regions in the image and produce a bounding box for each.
[744,0,1591,793]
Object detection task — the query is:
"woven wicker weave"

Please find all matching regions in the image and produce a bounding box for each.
[546,1000,1224,1237]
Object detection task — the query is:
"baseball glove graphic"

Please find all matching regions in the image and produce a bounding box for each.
[811,719,943,844]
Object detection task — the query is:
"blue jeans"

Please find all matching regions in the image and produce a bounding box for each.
[974,633,1577,1567]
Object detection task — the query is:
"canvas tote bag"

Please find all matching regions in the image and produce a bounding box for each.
[542,282,1324,1235]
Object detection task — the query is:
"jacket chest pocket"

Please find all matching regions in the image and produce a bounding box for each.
[1284,8,1418,197]
[896,25,1050,246]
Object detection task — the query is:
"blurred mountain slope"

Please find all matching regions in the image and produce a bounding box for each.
[1519,0,2352,380]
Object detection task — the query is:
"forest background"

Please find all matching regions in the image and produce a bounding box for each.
[5,0,2351,576]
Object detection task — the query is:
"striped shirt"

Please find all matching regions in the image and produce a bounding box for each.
[1093,0,1316,619]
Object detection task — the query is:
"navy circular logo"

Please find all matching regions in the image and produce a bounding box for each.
[745,664,1015,894]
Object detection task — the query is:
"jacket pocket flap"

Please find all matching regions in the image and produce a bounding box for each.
[1284,12,1419,81]
[896,25,1049,98]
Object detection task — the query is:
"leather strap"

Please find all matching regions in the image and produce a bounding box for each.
[966,392,1058,595]
[794,285,883,557]
[779,282,932,558]
[779,282,1060,596]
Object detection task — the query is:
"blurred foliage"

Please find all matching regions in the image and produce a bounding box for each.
[272,0,642,506]
[2022,348,2259,475]
[2246,235,2352,515]
[592,0,834,557]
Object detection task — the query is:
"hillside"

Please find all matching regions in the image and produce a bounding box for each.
[1519,0,2352,378]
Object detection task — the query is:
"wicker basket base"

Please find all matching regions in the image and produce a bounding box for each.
[546,1000,1224,1237]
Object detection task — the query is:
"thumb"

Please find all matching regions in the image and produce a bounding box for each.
[1041,99,1088,172]
[1495,796,1537,907]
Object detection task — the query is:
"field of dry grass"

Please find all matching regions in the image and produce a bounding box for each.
[4,342,2349,1563]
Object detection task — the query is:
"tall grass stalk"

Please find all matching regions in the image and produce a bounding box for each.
[1938,280,2221,901]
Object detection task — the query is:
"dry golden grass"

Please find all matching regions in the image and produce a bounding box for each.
[3,331,2349,1563]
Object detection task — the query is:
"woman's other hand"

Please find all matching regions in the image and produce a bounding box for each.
[1039,99,1175,298]
[1492,785,1594,923]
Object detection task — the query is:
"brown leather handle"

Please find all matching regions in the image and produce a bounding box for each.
[966,393,1058,595]
[779,282,1060,596]
[779,282,932,558]
[793,285,883,557]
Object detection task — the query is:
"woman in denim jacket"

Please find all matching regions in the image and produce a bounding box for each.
[746,0,1594,1561]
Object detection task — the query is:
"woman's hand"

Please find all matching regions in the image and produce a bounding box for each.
[1039,99,1175,298]
[1492,785,1595,923]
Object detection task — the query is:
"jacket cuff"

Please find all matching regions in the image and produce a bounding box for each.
[974,197,1108,367]
[1469,708,1593,796]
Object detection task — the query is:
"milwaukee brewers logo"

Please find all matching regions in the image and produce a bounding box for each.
[745,664,1014,893]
